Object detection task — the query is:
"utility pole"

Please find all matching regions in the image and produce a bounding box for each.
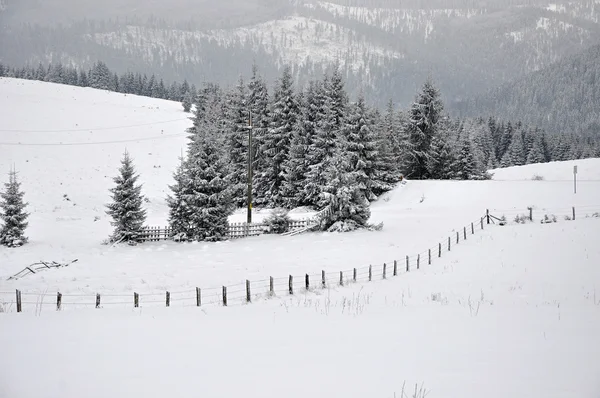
[246,110,254,224]
[573,165,577,194]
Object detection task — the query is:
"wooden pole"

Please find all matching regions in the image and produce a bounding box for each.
[222,286,227,306]
[339,271,343,286]
[428,249,431,265]
[417,254,420,270]
[289,275,293,295]
[406,256,409,272]
[57,292,62,311]
[322,270,326,288]
[166,291,170,307]
[448,237,451,251]
[486,209,490,224]
[439,243,441,258]
[456,231,459,244]
[269,276,274,296]
[464,227,467,240]
[96,293,101,309]
[246,280,251,303]
[16,290,21,313]
[529,207,533,221]
[481,217,484,230]
[471,222,474,234]
[196,288,201,307]
[353,268,357,282]
[393,260,397,276]
[305,274,310,291]
[134,292,139,308]
[369,265,372,281]
[573,206,576,220]
[383,263,387,279]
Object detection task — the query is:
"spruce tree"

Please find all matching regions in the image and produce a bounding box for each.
[319,153,371,232]
[166,157,194,241]
[427,127,456,180]
[0,169,29,247]
[182,91,193,113]
[224,76,249,208]
[526,135,547,164]
[257,66,298,207]
[105,151,147,244]
[341,95,379,201]
[455,135,477,180]
[185,128,232,241]
[404,79,444,179]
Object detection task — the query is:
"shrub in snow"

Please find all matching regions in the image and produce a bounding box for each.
[0,169,29,247]
[105,151,147,244]
[591,212,600,218]
[514,214,530,224]
[541,214,557,224]
[531,174,545,181]
[264,208,292,234]
[564,215,572,221]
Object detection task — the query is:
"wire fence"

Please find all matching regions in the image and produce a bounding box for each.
[1,205,599,314]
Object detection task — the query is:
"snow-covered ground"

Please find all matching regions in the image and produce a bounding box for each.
[1,78,600,398]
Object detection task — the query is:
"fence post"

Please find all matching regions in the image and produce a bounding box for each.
[471,222,474,235]
[464,227,467,240]
[96,293,101,309]
[305,274,310,291]
[406,256,409,272]
[369,265,372,281]
[15,290,21,313]
[448,237,451,251]
[339,271,343,286]
[439,243,441,258]
[269,277,274,296]
[393,260,397,276]
[166,291,170,307]
[383,263,387,279]
[529,207,533,221]
[57,292,62,311]
[353,268,357,282]
[289,275,293,295]
[481,217,484,230]
[196,288,201,307]
[573,206,576,220]
[486,209,490,224]
[134,292,139,308]
[246,280,251,303]
[321,270,326,288]
[456,231,459,244]
[428,249,432,265]
[222,286,227,306]
[417,254,420,270]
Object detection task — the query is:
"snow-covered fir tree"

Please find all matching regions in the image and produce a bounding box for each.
[225,76,250,208]
[404,79,444,179]
[427,123,456,179]
[105,151,147,244]
[0,169,29,247]
[454,134,478,180]
[184,125,232,241]
[182,91,193,113]
[319,153,371,232]
[502,130,526,166]
[166,157,194,241]
[371,108,398,195]
[256,66,298,207]
[341,94,380,201]
[526,134,547,164]
[282,83,318,208]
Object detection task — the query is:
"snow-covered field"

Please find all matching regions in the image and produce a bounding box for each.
[1,78,600,398]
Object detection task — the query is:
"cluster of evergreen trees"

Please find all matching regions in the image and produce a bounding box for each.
[0,61,197,103]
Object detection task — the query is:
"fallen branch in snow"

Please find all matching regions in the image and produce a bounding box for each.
[7,259,78,281]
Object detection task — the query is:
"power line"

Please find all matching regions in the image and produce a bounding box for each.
[0,133,187,146]
[0,117,190,133]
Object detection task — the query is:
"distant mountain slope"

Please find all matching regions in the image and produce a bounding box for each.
[1,0,599,106]
[453,44,600,135]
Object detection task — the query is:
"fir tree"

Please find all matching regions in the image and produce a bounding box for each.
[182,91,193,113]
[341,95,379,201]
[505,131,526,166]
[225,76,250,208]
[427,127,456,180]
[257,66,298,207]
[184,128,232,241]
[166,157,194,241]
[404,79,444,179]
[105,151,147,244]
[319,153,371,232]
[455,135,477,180]
[0,169,29,247]
[526,135,547,164]
[372,107,398,194]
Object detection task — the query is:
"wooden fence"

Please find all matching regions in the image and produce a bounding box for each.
[3,206,598,314]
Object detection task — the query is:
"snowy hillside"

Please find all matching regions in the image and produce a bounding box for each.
[1,78,600,398]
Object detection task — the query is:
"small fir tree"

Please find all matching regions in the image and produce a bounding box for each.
[0,169,29,247]
[182,91,193,113]
[105,151,147,244]
[166,157,194,241]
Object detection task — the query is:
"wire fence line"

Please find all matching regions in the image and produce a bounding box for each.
[1,205,599,314]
